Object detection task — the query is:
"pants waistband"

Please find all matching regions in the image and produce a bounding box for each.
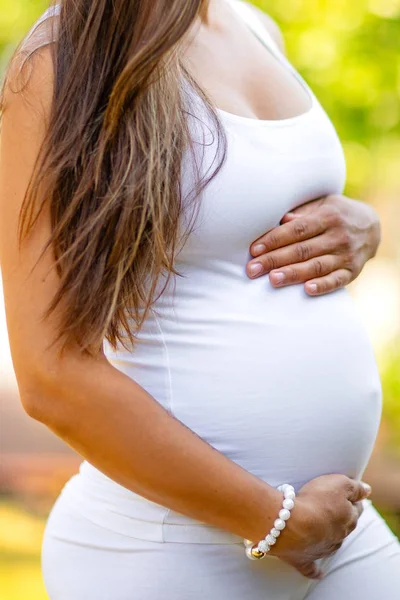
[59,471,244,545]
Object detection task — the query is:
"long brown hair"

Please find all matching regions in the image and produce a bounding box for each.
[0,0,226,356]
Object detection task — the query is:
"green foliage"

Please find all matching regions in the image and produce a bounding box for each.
[380,339,400,452]
[0,0,47,68]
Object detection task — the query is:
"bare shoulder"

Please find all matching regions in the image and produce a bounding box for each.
[1,14,57,124]
[244,2,286,54]
[0,15,57,266]
[1,52,54,139]
[0,32,58,395]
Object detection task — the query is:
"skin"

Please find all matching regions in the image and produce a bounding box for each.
[195,1,381,296]
[248,195,381,295]
[0,0,375,583]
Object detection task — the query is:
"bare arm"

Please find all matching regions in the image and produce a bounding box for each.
[0,47,282,543]
[0,44,371,582]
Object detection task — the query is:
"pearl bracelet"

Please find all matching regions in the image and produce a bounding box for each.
[243,483,296,560]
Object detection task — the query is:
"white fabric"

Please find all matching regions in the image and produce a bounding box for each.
[41,497,400,599]
[74,0,382,531]
[39,1,399,597]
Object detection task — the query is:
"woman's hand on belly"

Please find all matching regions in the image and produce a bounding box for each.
[269,474,372,579]
[246,194,381,295]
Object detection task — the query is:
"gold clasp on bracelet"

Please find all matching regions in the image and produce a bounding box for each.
[243,539,266,560]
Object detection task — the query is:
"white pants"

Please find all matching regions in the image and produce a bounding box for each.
[41,493,400,600]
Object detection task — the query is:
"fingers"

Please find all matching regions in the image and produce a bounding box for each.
[292,560,324,580]
[347,480,372,503]
[353,500,364,519]
[247,238,339,279]
[343,480,371,536]
[250,216,327,258]
[328,541,343,556]
[266,255,342,287]
[303,269,354,296]
[279,199,327,223]
[343,501,364,539]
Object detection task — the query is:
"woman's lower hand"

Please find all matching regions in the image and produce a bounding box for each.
[268,474,372,579]
[246,194,381,296]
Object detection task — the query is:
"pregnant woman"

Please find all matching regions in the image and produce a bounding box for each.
[0,1,399,598]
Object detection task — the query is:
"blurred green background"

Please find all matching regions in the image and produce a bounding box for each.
[0,1,399,599]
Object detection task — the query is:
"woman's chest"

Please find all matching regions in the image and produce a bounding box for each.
[179,106,347,261]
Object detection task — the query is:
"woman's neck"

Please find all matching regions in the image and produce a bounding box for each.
[184,0,227,50]
[199,0,223,25]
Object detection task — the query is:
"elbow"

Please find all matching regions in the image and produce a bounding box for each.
[14,348,103,427]
[20,386,50,422]
[16,362,65,425]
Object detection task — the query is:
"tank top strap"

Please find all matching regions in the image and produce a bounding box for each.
[227,0,283,59]
[22,3,60,52]
[227,0,318,108]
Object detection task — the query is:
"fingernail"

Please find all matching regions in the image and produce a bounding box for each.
[271,272,285,284]
[308,283,318,293]
[361,482,372,496]
[249,263,263,276]
[252,244,266,255]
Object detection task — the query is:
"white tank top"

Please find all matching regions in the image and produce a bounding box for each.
[40,1,382,540]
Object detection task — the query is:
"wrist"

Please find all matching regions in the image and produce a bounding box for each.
[244,483,298,560]
[268,496,312,556]
[244,484,283,543]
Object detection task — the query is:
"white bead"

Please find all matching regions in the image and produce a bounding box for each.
[257,540,270,553]
[279,509,291,521]
[244,483,297,560]
[265,534,276,546]
[274,518,286,530]
[284,490,296,501]
[282,484,293,492]
[270,528,281,538]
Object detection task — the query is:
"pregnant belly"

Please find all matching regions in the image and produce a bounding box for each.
[105,278,382,492]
